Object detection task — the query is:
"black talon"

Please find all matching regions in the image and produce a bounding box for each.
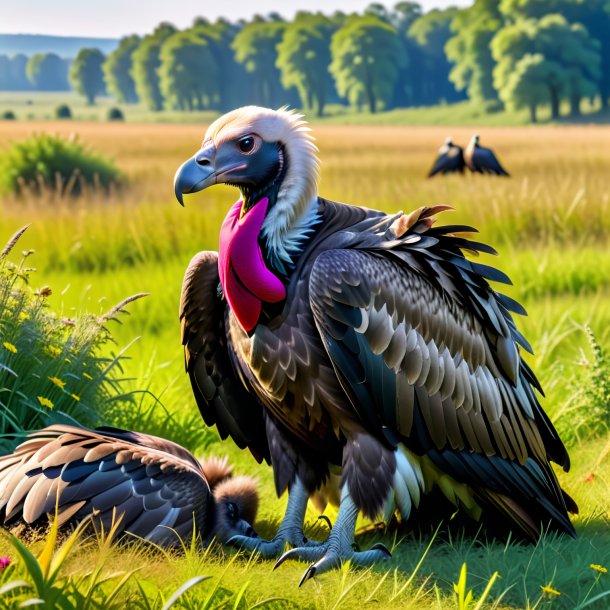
[317,515,333,531]
[370,542,392,558]
[299,565,316,587]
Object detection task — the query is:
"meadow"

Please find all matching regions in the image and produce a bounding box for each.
[1,117,610,608]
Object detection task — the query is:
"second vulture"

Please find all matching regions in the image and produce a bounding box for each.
[174,107,574,583]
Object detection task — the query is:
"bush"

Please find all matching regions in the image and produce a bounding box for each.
[2,110,16,120]
[55,104,72,119]
[0,133,123,197]
[0,226,145,448]
[107,107,124,121]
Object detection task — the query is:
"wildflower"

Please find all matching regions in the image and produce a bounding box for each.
[540,584,561,598]
[591,564,608,574]
[48,376,65,389]
[71,394,80,402]
[584,473,596,483]
[47,345,61,357]
[61,317,75,327]
[37,396,53,409]
[36,286,52,297]
[83,372,93,380]
[19,311,30,321]
[2,342,17,353]
[0,555,10,570]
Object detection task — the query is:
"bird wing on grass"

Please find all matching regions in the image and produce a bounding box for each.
[465,136,510,176]
[428,140,465,177]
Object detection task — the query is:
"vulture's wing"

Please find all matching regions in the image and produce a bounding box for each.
[428,145,465,177]
[470,145,509,176]
[309,207,574,539]
[180,252,270,464]
[0,425,211,546]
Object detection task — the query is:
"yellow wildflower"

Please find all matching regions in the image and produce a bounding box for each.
[48,376,65,389]
[83,373,93,380]
[71,394,80,402]
[37,396,53,409]
[3,342,17,353]
[19,312,30,321]
[591,564,608,574]
[47,346,61,358]
[540,584,560,598]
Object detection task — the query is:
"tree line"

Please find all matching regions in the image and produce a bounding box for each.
[1,0,609,121]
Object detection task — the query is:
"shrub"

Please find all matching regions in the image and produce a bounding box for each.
[0,226,145,449]
[107,107,124,121]
[55,104,72,119]
[2,110,16,120]
[0,133,123,197]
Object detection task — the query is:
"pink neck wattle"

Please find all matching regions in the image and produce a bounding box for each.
[218,198,286,332]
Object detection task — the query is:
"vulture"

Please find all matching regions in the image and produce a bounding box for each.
[0,425,259,548]
[174,106,575,584]
[428,137,465,177]
[464,134,510,176]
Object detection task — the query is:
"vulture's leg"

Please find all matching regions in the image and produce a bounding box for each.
[274,485,391,585]
[228,477,323,557]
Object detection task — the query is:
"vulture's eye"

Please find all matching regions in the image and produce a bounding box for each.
[237,135,258,154]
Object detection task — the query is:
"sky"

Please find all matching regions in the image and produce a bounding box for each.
[1,0,471,38]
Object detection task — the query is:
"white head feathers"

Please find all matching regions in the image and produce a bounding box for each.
[205,106,321,271]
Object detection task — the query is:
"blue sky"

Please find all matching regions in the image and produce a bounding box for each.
[1,0,471,38]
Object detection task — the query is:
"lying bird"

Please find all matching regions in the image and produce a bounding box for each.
[175,106,575,584]
[464,134,510,176]
[428,137,465,177]
[0,425,258,548]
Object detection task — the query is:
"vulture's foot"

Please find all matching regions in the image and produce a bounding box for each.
[228,477,325,558]
[274,488,392,584]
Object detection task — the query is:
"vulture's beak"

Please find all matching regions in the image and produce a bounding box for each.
[174,147,217,206]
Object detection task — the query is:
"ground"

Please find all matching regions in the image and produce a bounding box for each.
[0,116,609,608]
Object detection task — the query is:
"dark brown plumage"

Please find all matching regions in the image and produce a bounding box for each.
[0,425,258,548]
[464,134,510,176]
[174,107,573,582]
[428,137,465,177]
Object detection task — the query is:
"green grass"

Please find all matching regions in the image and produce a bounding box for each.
[1,121,610,607]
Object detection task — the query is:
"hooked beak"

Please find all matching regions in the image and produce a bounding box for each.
[174,149,217,206]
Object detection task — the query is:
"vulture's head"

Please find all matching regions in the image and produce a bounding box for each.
[174,106,320,267]
[472,134,480,145]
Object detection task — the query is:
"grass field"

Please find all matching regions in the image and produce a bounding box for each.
[1,118,610,608]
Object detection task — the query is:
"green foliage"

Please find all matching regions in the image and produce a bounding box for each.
[330,15,405,113]
[452,563,501,610]
[107,107,124,121]
[131,23,177,112]
[69,48,106,105]
[55,103,72,119]
[26,53,69,91]
[232,21,288,107]
[276,14,335,116]
[0,134,122,198]
[0,227,143,445]
[445,0,502,103]
[158,30,219,111]
[2,110,15,120]
[103,35,140,104]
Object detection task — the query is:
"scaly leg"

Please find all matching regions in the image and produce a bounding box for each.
[228,477,324,558]
[274,485,391,585]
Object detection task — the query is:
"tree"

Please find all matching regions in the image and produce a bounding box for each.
[498,53,564,122]
[132,23,177,111]
[408,7,464,105]
[103,35,140,103]
[69,48,105,105]
[330,15,405,113]
[491,14,600,119]
[9,54,30,91]
[158,30,219,111]
[26,53,69,91]
[232,21,288,107]
[445,0,503,104]
[276,14,336,116]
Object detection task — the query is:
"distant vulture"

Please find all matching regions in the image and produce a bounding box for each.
[428,137,465,177]
[464,134,510,176]
[0,425,259,548]
[174,107,574,584]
